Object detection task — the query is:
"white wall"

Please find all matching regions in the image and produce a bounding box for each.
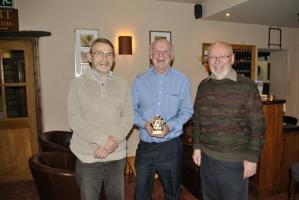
[15,0,299,156]
[270,50,288,100]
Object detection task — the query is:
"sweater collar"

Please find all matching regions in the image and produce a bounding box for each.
[85,68,113,83]
[210,68,237,82]
[91,68,113,82]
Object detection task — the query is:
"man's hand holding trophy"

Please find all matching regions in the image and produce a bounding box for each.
[145,115,169,138]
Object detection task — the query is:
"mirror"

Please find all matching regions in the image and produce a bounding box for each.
[257,49,270,95]
[257,48,288,100]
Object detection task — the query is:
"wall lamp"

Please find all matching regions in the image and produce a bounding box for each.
[118,36,132,55]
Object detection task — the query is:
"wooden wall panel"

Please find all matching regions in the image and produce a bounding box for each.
[0,128,34,182]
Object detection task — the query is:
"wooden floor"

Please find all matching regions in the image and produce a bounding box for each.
[0,177,296,200]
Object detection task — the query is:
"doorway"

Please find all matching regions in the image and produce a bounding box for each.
[0,40,39,182]
[257,48,288,100]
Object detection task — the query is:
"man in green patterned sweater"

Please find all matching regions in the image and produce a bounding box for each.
[192,41,265,200]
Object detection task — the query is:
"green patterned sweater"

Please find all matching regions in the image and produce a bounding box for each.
[192,74,265,162]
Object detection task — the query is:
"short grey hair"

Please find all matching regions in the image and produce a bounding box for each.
[149,38,174,56]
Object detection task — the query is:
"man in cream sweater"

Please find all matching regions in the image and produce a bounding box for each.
[67,38,133,200]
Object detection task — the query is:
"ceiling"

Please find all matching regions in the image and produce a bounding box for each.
[155,0,299,28]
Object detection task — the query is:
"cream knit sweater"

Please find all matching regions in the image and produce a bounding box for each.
[67,69,133,163]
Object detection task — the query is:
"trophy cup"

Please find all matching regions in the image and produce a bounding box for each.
[150,115,166,137]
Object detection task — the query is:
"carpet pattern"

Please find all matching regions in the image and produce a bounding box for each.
[125,178,197,200]
[0,175,295,200]
[0,176,196,200]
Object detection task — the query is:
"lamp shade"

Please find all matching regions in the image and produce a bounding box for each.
[118,36,132,55]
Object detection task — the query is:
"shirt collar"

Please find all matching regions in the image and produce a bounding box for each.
[210,68,237,81]
[150,66,172,77]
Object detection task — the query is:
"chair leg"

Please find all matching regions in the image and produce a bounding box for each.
[289,178,297,200]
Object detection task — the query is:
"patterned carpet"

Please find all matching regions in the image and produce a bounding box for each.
[125,177,197,200]
[0,175,196,200]
[0,174,295,200]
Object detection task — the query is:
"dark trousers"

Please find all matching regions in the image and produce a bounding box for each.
[134,137,182,200]
[200,152,248,200]
[75,158,126,200]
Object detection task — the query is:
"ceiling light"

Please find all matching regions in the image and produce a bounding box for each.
[225,12,230,17]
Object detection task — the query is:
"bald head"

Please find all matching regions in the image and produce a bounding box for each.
[208,41,233,55]
[207,41,235,80]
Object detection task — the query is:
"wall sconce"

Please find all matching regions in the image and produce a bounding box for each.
[118,36,132,55]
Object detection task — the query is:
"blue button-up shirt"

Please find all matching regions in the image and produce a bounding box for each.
[132,67,193,143]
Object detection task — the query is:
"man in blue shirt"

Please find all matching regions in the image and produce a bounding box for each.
[132,38,193,200]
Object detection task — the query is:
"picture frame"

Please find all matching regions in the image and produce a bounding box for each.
[80,48,89,64]
[149,31,171,44]
[74,28,99,77]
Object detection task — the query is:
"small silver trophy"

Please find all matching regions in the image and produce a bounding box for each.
[150,115,166,137]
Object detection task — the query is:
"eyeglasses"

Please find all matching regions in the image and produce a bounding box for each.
[91,51,114,59]
[152,50,171,56]
[208,55,231,62]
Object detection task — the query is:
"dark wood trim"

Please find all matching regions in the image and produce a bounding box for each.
[262,99,286,105]
[0,31,51,38]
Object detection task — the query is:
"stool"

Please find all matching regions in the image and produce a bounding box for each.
[127,157,136,183]
[289,162,299,200]
[126,157,158,183]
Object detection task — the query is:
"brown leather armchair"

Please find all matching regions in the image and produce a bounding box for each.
[35,132,107,199]
[38,130,73,152]
[28,151,80,200]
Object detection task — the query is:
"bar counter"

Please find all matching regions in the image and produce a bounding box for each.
[250,99,299,198]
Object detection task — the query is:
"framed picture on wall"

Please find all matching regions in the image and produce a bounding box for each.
[149,31,171,44]
[80,48,89,64]
[74,28,99,77]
